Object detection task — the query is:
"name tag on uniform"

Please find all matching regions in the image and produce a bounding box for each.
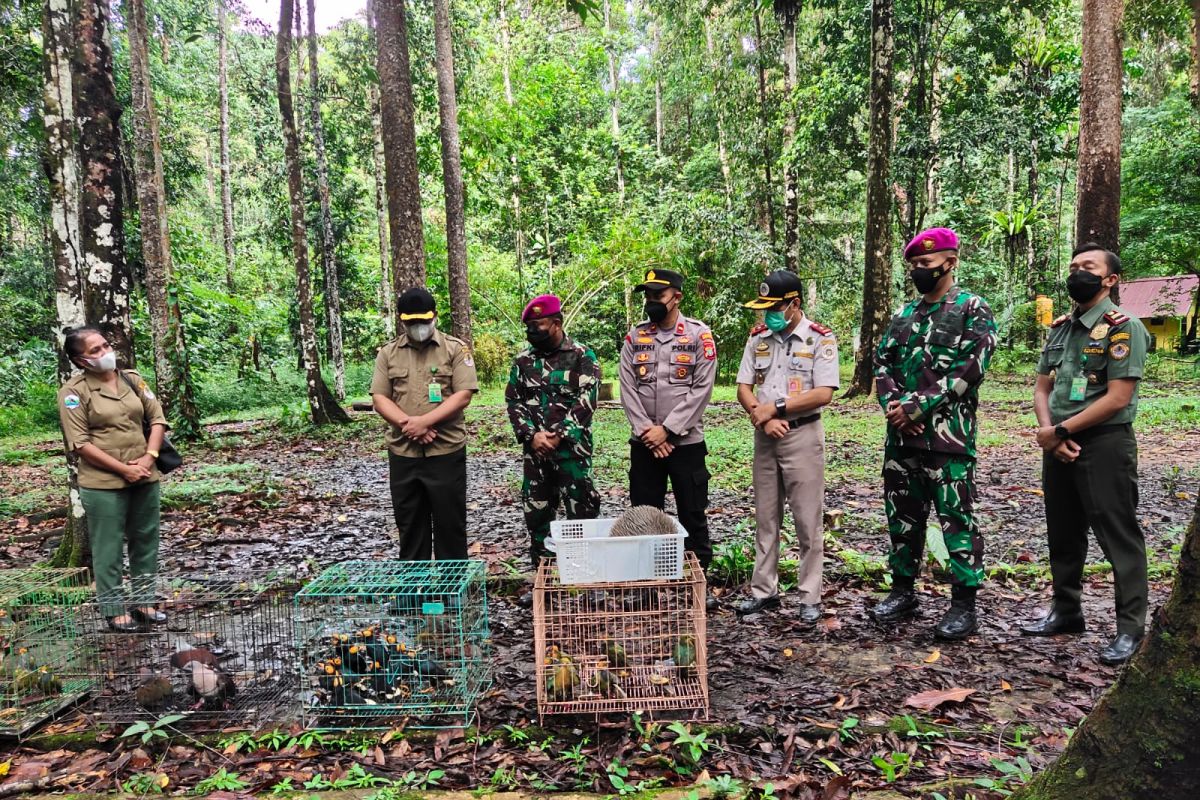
[788,377,802,396]
[429,382,443,403]
[1069,376,1087,401]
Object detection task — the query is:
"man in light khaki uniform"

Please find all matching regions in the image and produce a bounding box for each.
[619,268,718,609]
[735,271,838,620]
[370,287,479,561]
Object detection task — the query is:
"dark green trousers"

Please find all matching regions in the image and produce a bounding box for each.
[80,481,161,617]
[1042,424,1147,636]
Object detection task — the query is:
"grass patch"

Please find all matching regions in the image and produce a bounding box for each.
[160,476,258,510]
[0,484,62,520]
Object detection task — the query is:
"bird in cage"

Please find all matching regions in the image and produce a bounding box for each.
[12,664,63,697]
[546,654,580,701]
[588,659,626,698]
[135,676,175,711]
[611,505,677,537]
[182,660,236,710]
[672,635,697,681]
[169,647,220,671]
[601,638,629,669]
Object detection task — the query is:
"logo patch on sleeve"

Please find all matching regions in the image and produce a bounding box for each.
[63,394,81,409]
[1109,342,1130,360]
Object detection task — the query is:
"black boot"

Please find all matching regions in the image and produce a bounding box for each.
[935,586,978,640]
[871,579,918,623]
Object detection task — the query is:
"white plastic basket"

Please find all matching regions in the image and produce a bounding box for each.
[546,517,688,585]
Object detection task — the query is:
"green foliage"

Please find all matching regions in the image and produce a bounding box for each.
[192,768,248,795]
[974,755,1034,796]
[120,714,185,746]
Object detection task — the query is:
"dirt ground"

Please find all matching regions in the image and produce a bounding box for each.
[1,388,1198,798]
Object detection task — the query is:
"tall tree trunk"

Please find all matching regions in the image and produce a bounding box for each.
[704,12,733,210]
[1075,0,1124,255]
[366,0,394,336]
[275,0,347,425]
[753,11,777,244]
[1013,490,1200,799]
[653,19,663,157]
[43,0,89,568]
[75,0,133,363]
[1191,0,1200,110]
[603,0,631,326]
[305,0,345,399]
[218,0,235,293]
[127,0,200,436]
[498,0,524,297]
[377,0,426,293]
[847,0,895,398]
[781,16,799,271]
[432,0,473,345]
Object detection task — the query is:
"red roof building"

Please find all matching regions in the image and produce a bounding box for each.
[1119,275,1199,352]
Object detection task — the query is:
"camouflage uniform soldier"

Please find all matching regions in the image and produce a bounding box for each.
[507,294,602,606]
[1021,243,1152,666]
[871,227,998,640]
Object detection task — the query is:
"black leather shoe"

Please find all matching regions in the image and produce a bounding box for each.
[105,615,141,633]
[935,605,978,640]
[131,607,167,625]
[871,589,918,623]
[799,603,822,624]
[735,595,781,615]
[705,594,720,613]
[1099,633,1142,665]
[1020,608,1085,636]
[516,591,533,609]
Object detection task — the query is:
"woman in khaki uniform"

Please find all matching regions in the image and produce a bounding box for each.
[57,327,169,632]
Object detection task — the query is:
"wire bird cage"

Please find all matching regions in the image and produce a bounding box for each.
[0,568,94,738]
[295,560,491,730]
[85,573,296,728]
[533,552,709,720]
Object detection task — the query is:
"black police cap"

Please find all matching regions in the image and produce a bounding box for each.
[633,268,684,292]
[397,287,436,321]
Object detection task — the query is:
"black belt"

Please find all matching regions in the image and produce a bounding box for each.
[788,415,820,430]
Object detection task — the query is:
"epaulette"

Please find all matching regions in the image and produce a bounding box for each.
[750,323,767,336]
[1050,314,1071,328]
[1103,310,1130,326]
[809,321,833,336]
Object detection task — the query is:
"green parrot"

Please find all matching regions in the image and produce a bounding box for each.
[546,655,580,701]
[601,638,628,669]
[672,635,697,681]
[588,659,626,698]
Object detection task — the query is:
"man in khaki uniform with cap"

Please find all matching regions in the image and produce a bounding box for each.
[619,268,718,609]
[735,271,838,620]
[371,287,479,561]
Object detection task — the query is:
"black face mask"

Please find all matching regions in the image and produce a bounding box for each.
[644,300,669,324]
[525,326,556,350]
[909,266,945,294]
[1066,270,1104,303]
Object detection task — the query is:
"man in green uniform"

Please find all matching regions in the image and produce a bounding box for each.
[506,294,602,607]
[370,287,479,561]
[1021,243,1152,666]
[872,227,997,640]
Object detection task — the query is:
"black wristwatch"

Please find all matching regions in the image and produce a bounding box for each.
[775,398,787,418]
[1054,424,1070,439]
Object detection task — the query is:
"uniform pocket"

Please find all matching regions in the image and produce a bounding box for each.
[669,353,695,385]
[389,367,409,400]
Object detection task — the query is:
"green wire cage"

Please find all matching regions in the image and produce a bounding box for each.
[295,560,491,729]
[0,567,94,738]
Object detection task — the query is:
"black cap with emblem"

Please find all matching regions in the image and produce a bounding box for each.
[397,287,437,321]
[633,268,684,292]
[744,270,804,310]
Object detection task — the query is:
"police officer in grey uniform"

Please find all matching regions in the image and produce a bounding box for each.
[619,269,718,609]
[734,271,838,620]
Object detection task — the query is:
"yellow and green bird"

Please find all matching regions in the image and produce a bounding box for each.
[672,635,697,681]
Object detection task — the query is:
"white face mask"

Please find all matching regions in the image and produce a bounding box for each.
[406,322,436,343]
[82,351,118,373]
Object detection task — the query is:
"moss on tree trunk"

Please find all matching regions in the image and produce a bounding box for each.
[1013,490,1200,798]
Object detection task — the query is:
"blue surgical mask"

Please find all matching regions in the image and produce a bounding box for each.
[764,310,789,332]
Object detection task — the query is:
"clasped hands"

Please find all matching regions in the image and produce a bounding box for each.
[1036,425,1081,464]
[398,414,438,445]
[530,430,563,457]
[885,400,925,436]
[640,425,675,458]
[122,454,155,483]
[746,401,789,440]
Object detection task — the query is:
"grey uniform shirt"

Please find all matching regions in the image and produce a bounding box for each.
[736,316,840,417]
[619,316,718,445]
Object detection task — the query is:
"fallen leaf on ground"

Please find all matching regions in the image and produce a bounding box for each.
[925,648,941,663]
[904,687,976,711]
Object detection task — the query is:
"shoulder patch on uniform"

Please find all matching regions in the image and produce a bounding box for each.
[1109,342,1131,360]
[63,394,81,409]
[702,337,717,360]
[749,323,767,336]
[1103,310,1129,326]
[624,333,632,344]
[809,322,832,335]
[1050,314,1071,328]
[1110,331,1130,342]
[462,349,475,367]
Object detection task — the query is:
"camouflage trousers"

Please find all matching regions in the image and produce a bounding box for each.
[882,445,984,588]
[522,448,601,569]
